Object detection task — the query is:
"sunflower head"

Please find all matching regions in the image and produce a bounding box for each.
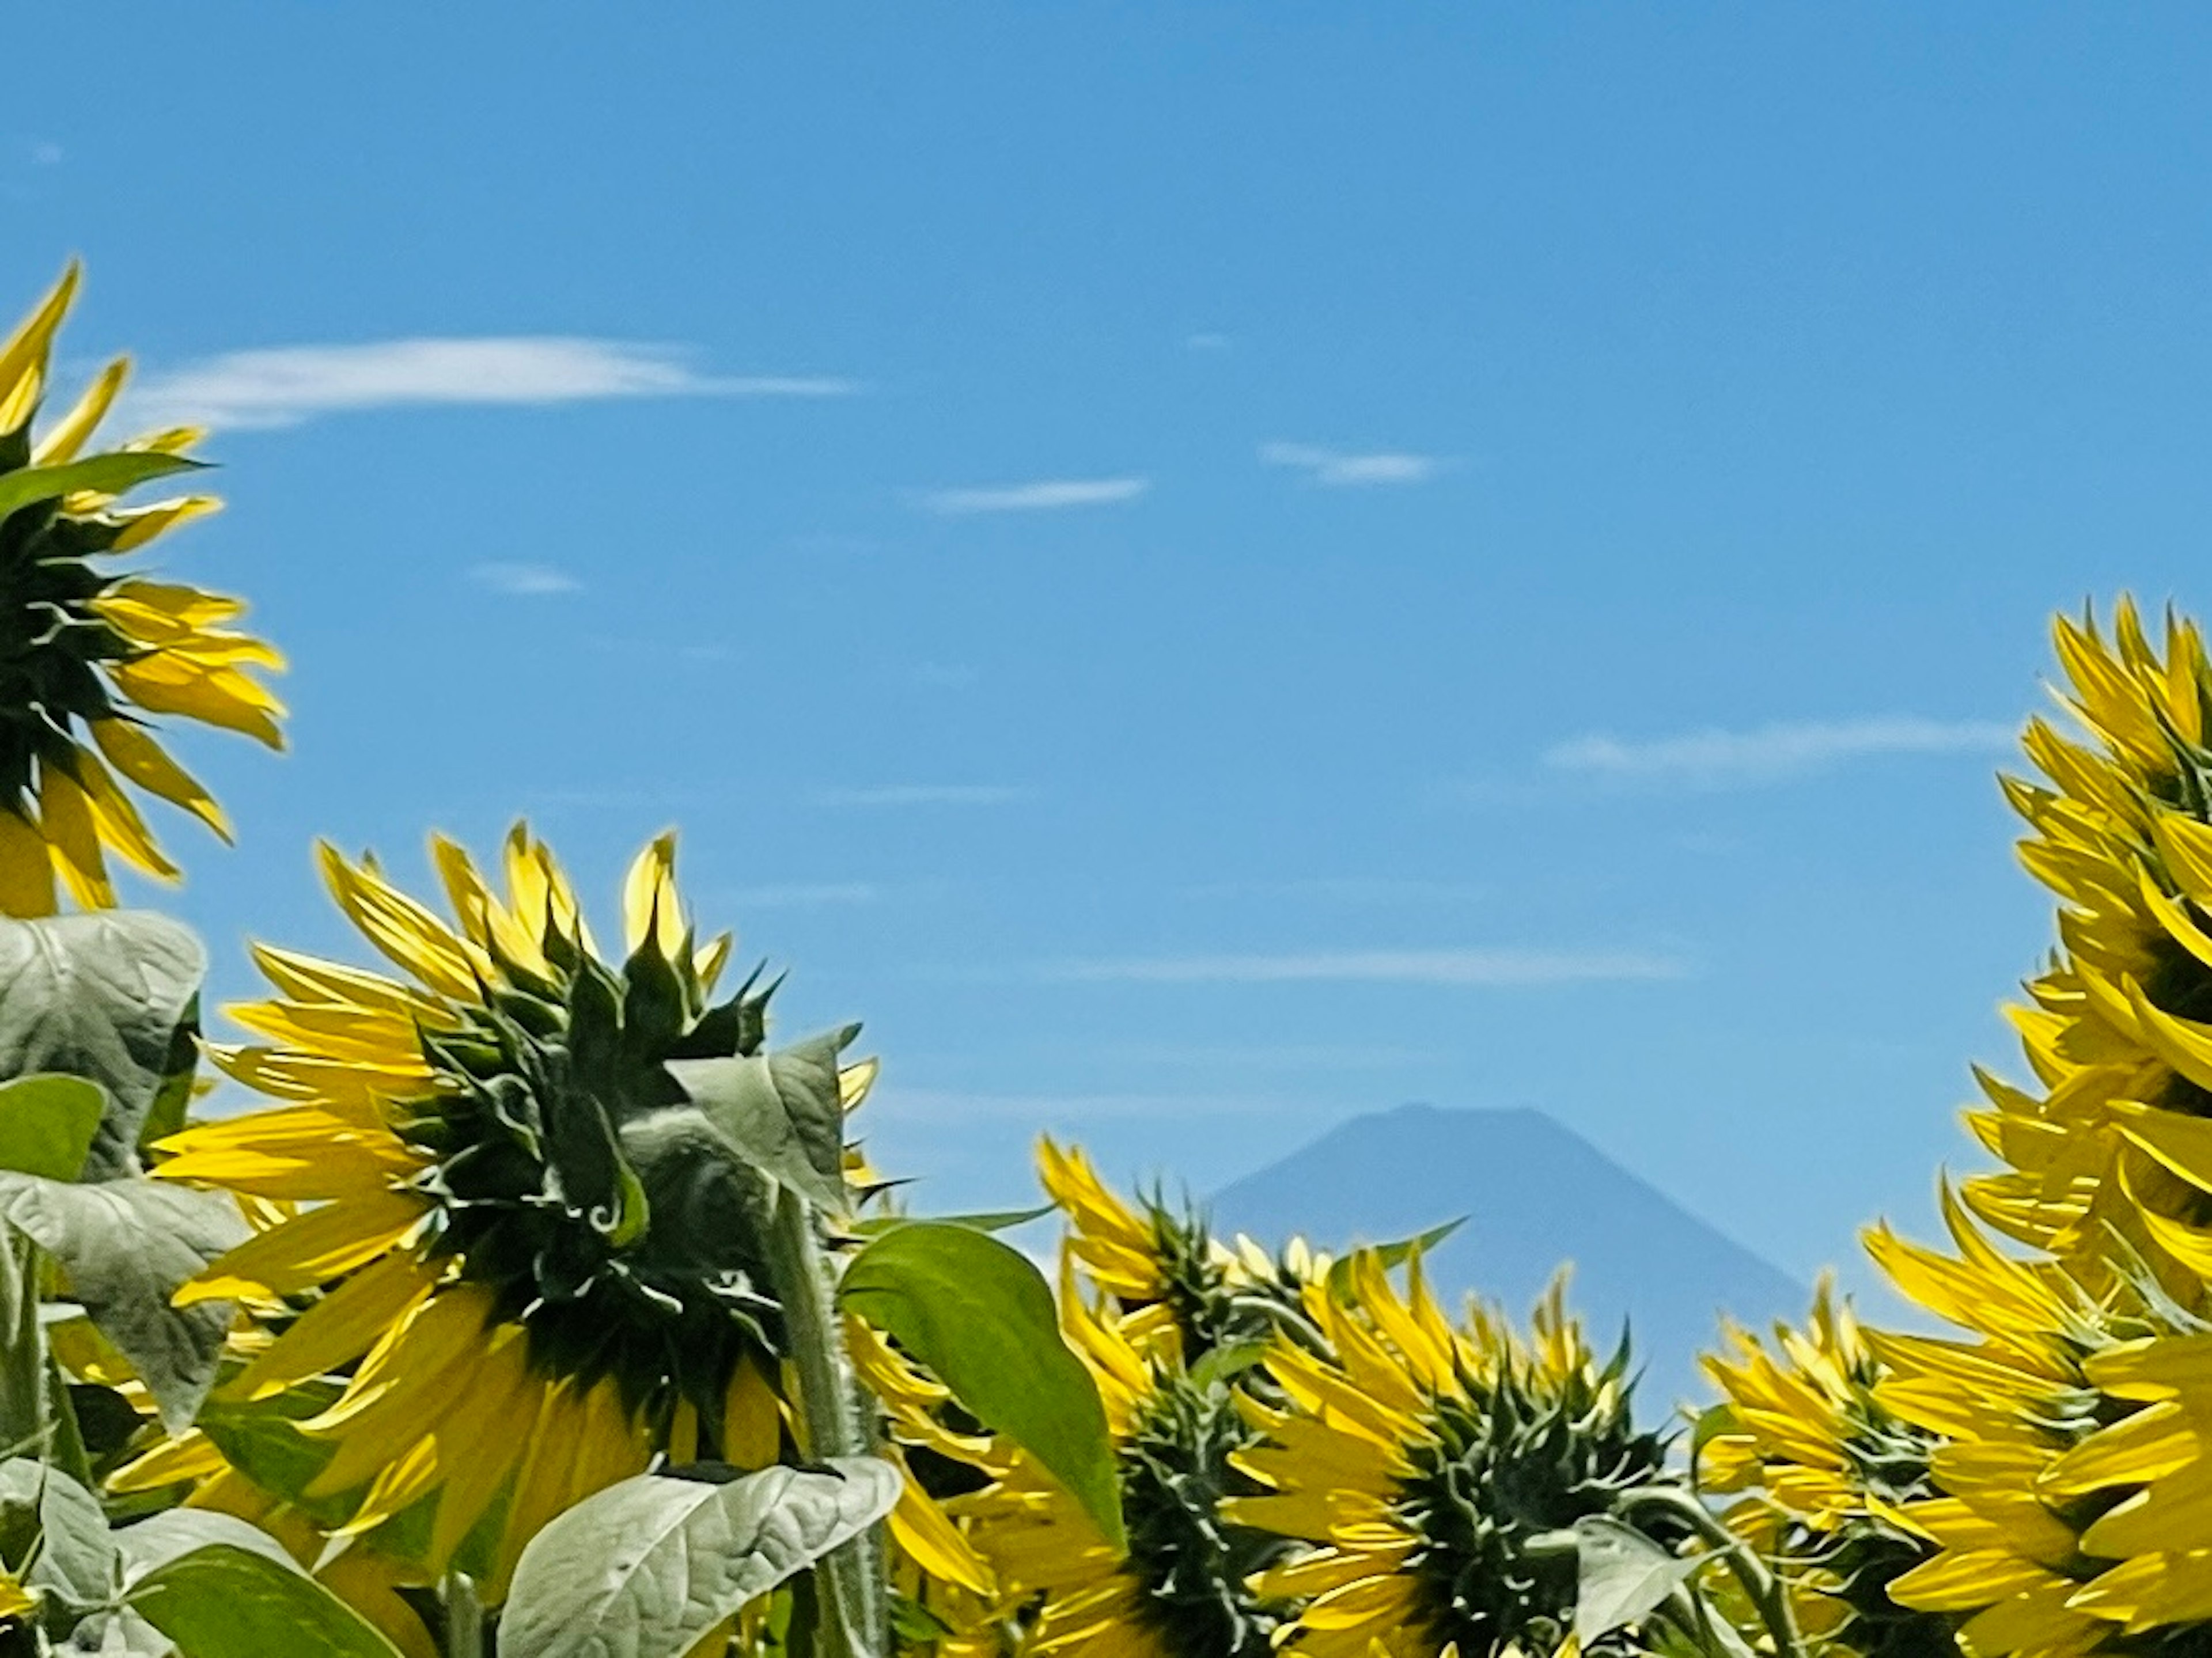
[0,262,283,916]
[154,826,868,1579]
[1039,1137,1317,1364]
[1699,1279,1950,1658]
[1116,1359,1296,1658]
[384,829,804,1414]
[1238,1258,1678,1658]
[1395,1293,1671,1658]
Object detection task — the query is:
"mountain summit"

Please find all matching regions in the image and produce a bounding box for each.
[1207,1103,1802,1412]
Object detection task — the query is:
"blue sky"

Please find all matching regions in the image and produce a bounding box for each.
[10,6,2212,1298]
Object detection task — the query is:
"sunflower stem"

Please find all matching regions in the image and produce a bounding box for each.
[1618,1485,1804,1658]
[767,1184,885,1658]
[441,1571,483,1658]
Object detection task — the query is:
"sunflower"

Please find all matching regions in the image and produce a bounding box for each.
[1039,1138,1324,1363]
[1956,599,2212,1295]
[0,262,282,916]
[861,1148,1313,1658]
[1698,1279,1952,1658]
[930,1264,1298,1658]
[146,824,861,1594]
[1232,1252,1677,1658]
[1851,1182,2212,1658]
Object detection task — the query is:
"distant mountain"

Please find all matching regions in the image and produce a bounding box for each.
[1207,1103,1804,1414]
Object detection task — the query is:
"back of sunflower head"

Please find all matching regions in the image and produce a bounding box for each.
[1697,597,2212,1658]
[0,261,283,917]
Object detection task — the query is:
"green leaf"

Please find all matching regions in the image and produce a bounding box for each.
[0,912,206,1180]
[849,1205,1052,1238]
[0,1175,246,1433]
[0,452,206,524]
[499,1457,902,1658]
[1187,1339,1271,1392]
[0,1239,46,1460]
[0,1456,119,1616]
[135,994,201,1166]
[128,1542,404,1658]
[1573,1515,1698,1644]
[666,1026,858,1212]
[0,1076,108,1182]
[840,1220,1125,1551]
[1325,1217,1466,1302]
[115,1508,300,1584]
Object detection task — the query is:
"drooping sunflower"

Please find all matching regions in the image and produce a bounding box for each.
[1232,1252,1679,1658]
[1956,598,2212,1295]
[0,262,283,916]
[1698,1278,1952,1658]
[146,825,859,1594]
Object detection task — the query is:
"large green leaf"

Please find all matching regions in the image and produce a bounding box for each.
[499,1457,902,1658]
[0,1076,108,1182]
[0,912,206,1180]
[1572,1515,1698,1644]
[840,1220,1125,1551]
[0,1456,117,1616]
[666,1026,858,1212]
[113,1509,300,1584]
[0,452,206,523]
[0,1174,245,1432]
[127,1542,404,1658]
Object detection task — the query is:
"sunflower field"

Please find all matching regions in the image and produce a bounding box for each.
[2,260,2210,1658]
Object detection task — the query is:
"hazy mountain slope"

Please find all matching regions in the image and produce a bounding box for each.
[1207,1103,1804,1411]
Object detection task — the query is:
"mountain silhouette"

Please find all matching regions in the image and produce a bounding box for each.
[1207,1103,1804,1414]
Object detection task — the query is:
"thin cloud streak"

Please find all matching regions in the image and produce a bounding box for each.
[1260,442,1444,487]
[471,561,581,596]
[127,337,858,429]
[1545,716,2016,783]
[1045,949,1686,987]
[816,785,1030,807]
[918,477,1149,515]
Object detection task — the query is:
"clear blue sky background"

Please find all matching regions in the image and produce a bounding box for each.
[10,6,2210,1299]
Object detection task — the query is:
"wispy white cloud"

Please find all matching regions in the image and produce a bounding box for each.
[1260,442,1445,487]
[1185,332,1232,352]
[729,882,879,908]
[1044,948,1686,987]
[125,337,858,430]
[1544,716,2015,784]
[917,477,1149,515]
[816,785,1030,807]
[30,143,62,167]
[471,561,581,597]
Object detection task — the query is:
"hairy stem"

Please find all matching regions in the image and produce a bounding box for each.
[767,1184,884,1658]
